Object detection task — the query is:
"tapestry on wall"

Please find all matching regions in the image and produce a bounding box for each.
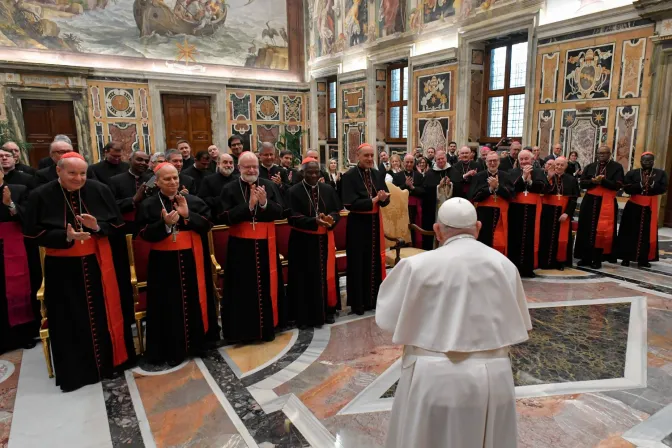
[342,86,366,119]
[0,0,290,70]
[344,0,368,47]
[418,117,449,152]
[231,123,253,152]
[418,72,451,112]
[564,44,614,101]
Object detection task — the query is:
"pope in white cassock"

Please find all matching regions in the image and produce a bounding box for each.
[376,197,533,448]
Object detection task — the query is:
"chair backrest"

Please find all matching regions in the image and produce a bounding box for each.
[381,182,411,248]
[211,225,230,268]
[127,235,152,283]
[274,219,291,259]
[333,210,349,251]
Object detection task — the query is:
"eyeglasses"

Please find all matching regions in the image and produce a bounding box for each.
[0,154,13,159]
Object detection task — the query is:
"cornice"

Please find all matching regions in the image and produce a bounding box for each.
[633,0,672,20]
[537,5,642,40]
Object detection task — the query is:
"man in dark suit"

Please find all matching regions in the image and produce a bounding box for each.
[2,142,35,175]
[165,149,196,194]
[378,150,391,173]
[182,150,213,193]
[544,143,563,163]
[87,141,130,186]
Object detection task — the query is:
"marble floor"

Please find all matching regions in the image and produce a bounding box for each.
[1,251,672,447]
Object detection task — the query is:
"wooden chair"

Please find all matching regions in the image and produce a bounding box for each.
[274,219,291,284]
[333,210,349,275]
[125,234,151,354]
[210,224,230,298]
[381,182,435,266]
[36,247,53,378]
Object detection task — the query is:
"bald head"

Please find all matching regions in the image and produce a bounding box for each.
[554,156,567,174]
[156,163,179,196]
[458,146,471,162]
[403,153,415,171]
[518,149,533,167]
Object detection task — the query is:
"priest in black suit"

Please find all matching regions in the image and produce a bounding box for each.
[36,140,73,185]
[197,153,238,219]
[87,142,129,186]
[421,150,452,250]
[165,149,196,194]
[449,146,481,199]
[178,140,195,170]
[182,150,214,194]
[1,148,36,190]
[341,143,390,315]
[258,142,291,196]
[109,151,152,233]
[2,142,36,175]
[291,149,329,185]
[499,141,521,172]
[575,145,624,269]
[392,154,425,248]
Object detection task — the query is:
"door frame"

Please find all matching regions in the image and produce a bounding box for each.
[149,80,226,153]
[5,86,92,162]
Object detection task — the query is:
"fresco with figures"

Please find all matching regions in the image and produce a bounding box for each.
[0,0,289,69]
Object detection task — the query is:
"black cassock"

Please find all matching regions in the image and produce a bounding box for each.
[392,170,425,246]
[87,160,130,186]
[287,182,341,327]
[507,168,548,276]
[35,165,58,185]
[449,161,481,199]
[341,166,390,314]
[4,170,36,190]
[182,165,212,194]
[219,177,285,342]
[499,156,518,172]
[469,170,513,251]
[197,172,239,220]
[136,193,216,364]
[421,167,450,250]
[538,174,579,269]
[574,161,624,263]
[16,163,36,176]
[616,168,668,263]
[0,184,37,354]
[23,180,134,392]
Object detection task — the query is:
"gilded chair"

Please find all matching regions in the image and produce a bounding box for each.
[381,182,435,266]
[36,247,53,378]
[125,234,150,353]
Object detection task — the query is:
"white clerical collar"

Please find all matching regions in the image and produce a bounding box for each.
[441,234,475,247]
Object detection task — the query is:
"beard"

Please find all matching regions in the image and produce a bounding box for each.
[241,173,258,183]
[221,167,234,176]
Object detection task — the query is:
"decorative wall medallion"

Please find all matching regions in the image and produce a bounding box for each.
[231,123,252,152]
[376,69,387,82]
[471,49,484,65]
[256,95,280,121]
[344,122,366,165]
[540,52,559,104]
[619,38,646,99]
[283,95,302,122]
[138,88,149,120]
[560,108,608,170]
[564,44,614,101]
[418,72,451,112]
[257,124,280,149]
[104,88,136,118]
[536,110,556,155]
[342,86,365,119]
[230,93,251,121]
[613,105,639,171]
[108,122,138,161]
[418,118,449,152]
[90,86,102,119]
[317,95,327,140]
[0,360,15,384]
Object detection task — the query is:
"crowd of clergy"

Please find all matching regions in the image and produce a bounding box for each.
[0,132,666,393]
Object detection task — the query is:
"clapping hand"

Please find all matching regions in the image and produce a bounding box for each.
[2,185,11,206]
[377,190,390,202]
[249,184,259,210]
[465,169,477,178]
[317,213,334,228]
[162,208,179,225]
[487,176,499,190]
[559,213,568,222]
[179,185,189,195]
[440,177,451,187]
[405,177,414,188]
[522,165,532,181]
[592,175,604,184]
[76,214,98,231]
[174,194,189,218]
[67,223,91,242]
[133,183,146,204]
[271,173,282,185]
[255,185,267,206]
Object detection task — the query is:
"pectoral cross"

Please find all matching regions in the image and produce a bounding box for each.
[172,226,179,242]
[557,192,561,199]
[524,190,529,197]
[250,218,256,230]
[493,192,498,203]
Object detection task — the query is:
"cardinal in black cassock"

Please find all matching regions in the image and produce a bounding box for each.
[575,146,624,269]
[420,151,452,250]
[0,178,37,355]
[616,152,668,267]
[136,163,216,366]
[219,152,285,342]
[538,157,579,270]
[287,159,342,327]
[507,150,549,277]
[23,153,133,392]
[469,153,513,255]
[341,144,390,315]
[392,155,425,248]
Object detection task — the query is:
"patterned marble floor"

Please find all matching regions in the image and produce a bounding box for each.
[1,260,671,448]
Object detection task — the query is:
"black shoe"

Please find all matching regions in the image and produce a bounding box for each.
[621,260,630,267]
[557,265,565,271]
[167,359,182,368]
[591,262,602,269]
[607,256,618,263]
[22,340,38,350]
[325,315,335,324]
[577,259,591,267]
[639,262,651,268]
[521,271,536,278]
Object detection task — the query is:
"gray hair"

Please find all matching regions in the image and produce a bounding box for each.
[150,152,165,163]
[53,134,72,144]
[165,149,182,161]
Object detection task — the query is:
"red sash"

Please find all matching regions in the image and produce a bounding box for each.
[587,186,618,254]
[122,210,136,222]
[511,192,543,269]
[408,196,424,249]
[628,195,659,261]
[229,222,279,326]
[0,222,33,327]
[291,226,337,307]
[475,196,509,256]
[542,195,571,262]
[150,231,209,333]
[46,237,128,367]
[350,204,387,282]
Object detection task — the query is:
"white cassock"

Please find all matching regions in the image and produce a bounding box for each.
[376,234,532,448]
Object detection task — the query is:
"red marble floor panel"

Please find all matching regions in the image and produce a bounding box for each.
[133,361,241,448]
[0,350,22,448]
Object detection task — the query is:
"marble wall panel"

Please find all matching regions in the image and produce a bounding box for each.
[561,108,608,170]
[412,64,457,150]
[537,110,556,156]
[256,95,281,121]
[418,117,449,152]
[342,85,366,120]
[317,93,327,140]
[540,52,559,104]
[469,70,483,142]
[257,124,281,148]
[613,105,639,171]
[619,38,646,99]
[376,86,386,142]
[344,122,366,166]
[283,95,302,122]
[230,92,252,121]
[564,44,615,102]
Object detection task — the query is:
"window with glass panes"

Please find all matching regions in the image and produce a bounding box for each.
[387,63,408,142]
[481,41,528,143]
[327,77,337,143]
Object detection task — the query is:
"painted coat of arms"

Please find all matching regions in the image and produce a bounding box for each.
[418,73,450,112]
[564,44,614,101]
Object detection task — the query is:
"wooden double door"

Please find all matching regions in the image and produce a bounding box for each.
[22,99,78,167]
[162,95,212,155]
